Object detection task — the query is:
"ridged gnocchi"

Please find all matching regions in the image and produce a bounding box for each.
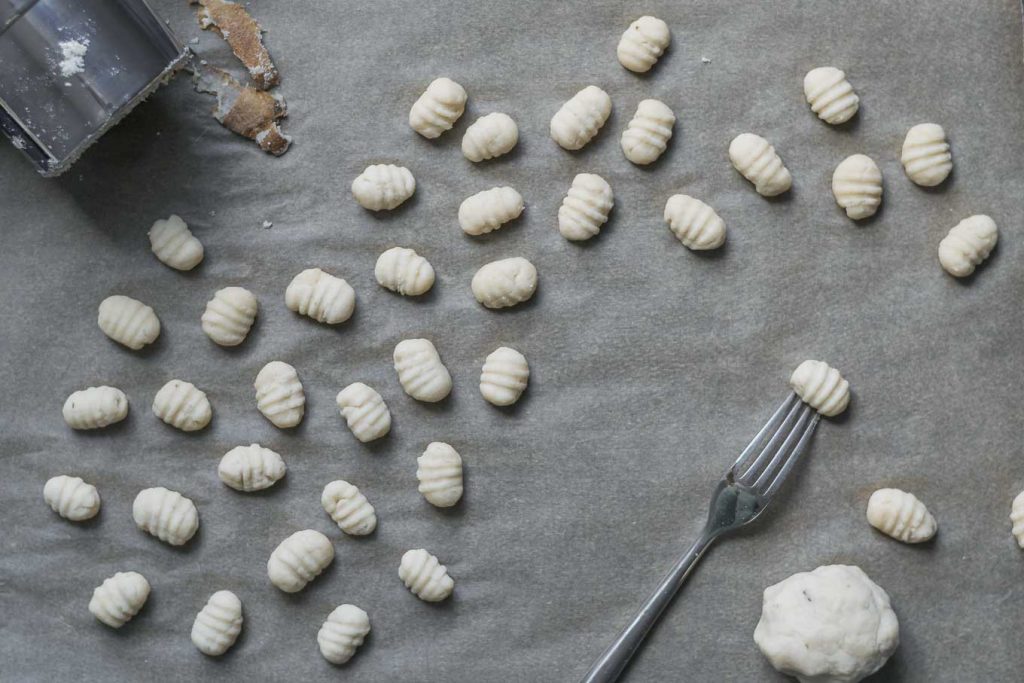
[321,480,377,536]
[480,346,529,406]
[267,529,334,593]
[149,215,204,271]
[62,386,128,430]
[901,123,952,187]
[417,442,464,508]
[375,247,435,296]
[866,488,937,544]
[462,112,518,161]
[621,99,675,165]
[832,154,882,220]
[318,604,371,665]
[550,85,612,151]
[89,571,150,628]
[409,77,467,139]
[471,257,538,309]
[803,67,859,125]
[132,486,199,546]
[393,339,453,403]
[285,268,355,324]
[558,173,613,241]
[254,361,305,428]
[399,548,454,602]
[351,164,416,211]
[789,360,850,417]
[939,214,997,278]
[728,133,792,197]
[98,295,160,350]
[458,186,524,235]
[191,590,243,656]
[152,379,212,432]
[44,475,100,521]
[336,382,391,442]
[218,444,287,492]
[201,286,258,346]
[617,16,670,73]
[663,194,727,250]
[1011,490,1024,548]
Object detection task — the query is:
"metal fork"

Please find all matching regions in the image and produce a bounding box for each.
[581,392,821,683]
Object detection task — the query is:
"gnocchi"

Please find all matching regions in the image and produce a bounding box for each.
[336,382,391,443]
[89,571,150,628]
[832,154,882,220]
[458,186,525,236]
[267,529,334,593]
[939,214,998,278]
[375,247,435,296]
[803,67,859,125]
[44,475,100,521]
[901,123,952,187]
[149,215,204,271]
[218,444,287,492]
[866,488,937,544]
[480,346,529,406]
[318,604,371,665]
[621,99,675,165]
[285,268,355,324]
[98,295,160,350]
[1011,490,1024,548]
[550,85,612,151]
[393,339,453,403]
[132,486,199,546]
[191,590,243,656]
[417,442,464,508]
[728,133,792,197]
[322,480,377,536]
[62,386,128,430]
[663,194,727,250]
[399,548,454,602]
[471,257,538,309]
[254,361,305,428]
[350,164,416,211]
[409,77,467,139]
[558,173,613,241]
[789,360,850,417]
[617,16,670,73]
[201,286,258,346]
[152,379,212,432]
[462,112,518,162]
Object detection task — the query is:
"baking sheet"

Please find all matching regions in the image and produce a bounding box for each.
[2,1,1024,680]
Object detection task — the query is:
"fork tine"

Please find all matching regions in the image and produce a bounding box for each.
[735,396,805,484]
[731,392,799,474]
[755,407,820,494]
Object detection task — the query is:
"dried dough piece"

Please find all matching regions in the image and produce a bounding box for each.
[285,268,355,324]
[193,0,279,89]
[1011,490,1024,548]
[193,66,290,155]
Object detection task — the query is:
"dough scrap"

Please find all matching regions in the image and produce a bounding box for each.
[192,66,290,156]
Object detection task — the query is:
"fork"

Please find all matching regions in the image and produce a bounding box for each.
[580,392,821,683]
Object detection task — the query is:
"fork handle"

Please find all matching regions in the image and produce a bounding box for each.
[580,531,717,683]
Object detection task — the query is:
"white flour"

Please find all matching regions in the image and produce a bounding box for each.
[58,39,89,77]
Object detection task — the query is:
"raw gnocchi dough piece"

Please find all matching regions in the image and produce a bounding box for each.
[399,548,454,602]
[318,604,371,665]
[191,590,243,656]
[132,486,199,546]
[152,379,212,432]
[866,488,937,544]
[417,442,464,508]
[938,214,998,278]
[375,247,435,296]
[480,346,529,406]
[550,86,612,151]
[832,154,883,220]
[218,444,287,492]
[462,112,518,161]
[471,257,538,309]
[62,386,128,430]
[350,164,415,211]
[728,133,792,197]
[335,382,391,442]
[803,67,859,125]
[789,360,850,417]
[621,99,675,165]
[663,194,726,250]
[97,295,160,350]
[409,77,467,139]
[267,529,334,593]
[393,339,452,402]
[89,571,150,628]
[285,268,355,324]
[617,16,670,73]
[149,215,204,271]
[458,186,524,236]
[44,475,100,521]
[201,286,258,346]
[254,361,305,428]
[1011,490,1024,548]
[558,173,613,241]
[901,123,952,187]
[321,480,377,536]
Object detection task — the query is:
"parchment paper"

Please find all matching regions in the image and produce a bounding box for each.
[2,1,1024,681]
